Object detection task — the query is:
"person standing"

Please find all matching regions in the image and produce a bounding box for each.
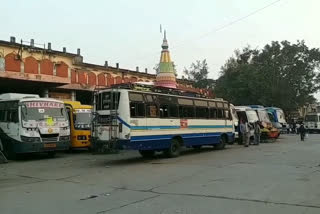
[299,123,307,141]
[293,122,297,134]
[240,119,250,147]
[0,151,8,164]
[254,121,261,145]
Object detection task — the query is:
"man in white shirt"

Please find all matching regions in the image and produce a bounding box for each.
[240,119,250,147]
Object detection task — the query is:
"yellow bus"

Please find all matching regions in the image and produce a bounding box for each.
[64,101,92,149]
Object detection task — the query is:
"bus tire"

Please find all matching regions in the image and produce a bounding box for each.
[47,151,56,158]
[139,150,155,159]
[164,139,181,158]
[214,136,226,150]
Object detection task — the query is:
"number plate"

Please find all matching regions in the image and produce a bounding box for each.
[44,143,56,148]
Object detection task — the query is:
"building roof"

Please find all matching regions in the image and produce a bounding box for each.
[0,40,79,58]
[0,38,194,85]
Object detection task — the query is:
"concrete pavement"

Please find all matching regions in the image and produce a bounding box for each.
[1,134,320,214]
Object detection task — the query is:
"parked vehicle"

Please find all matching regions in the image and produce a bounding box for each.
[230,104,239,142]
[0,93,70,159]
[265,107,288,133]
[64,101,92,149]
[249,106,280,139]
[304,113,320,133]
[92,83,234,158]
[235,106,259,143]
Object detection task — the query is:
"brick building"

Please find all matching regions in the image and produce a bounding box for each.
[0,37,195,104]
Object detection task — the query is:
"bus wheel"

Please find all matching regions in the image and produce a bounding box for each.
[47,151,56,158]
[164,139,181,158]
[214,136,226,150]
[139,150,155,159]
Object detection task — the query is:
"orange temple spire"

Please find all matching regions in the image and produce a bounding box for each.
[155,31,177,88]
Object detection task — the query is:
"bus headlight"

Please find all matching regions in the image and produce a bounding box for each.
[21,136,40,143]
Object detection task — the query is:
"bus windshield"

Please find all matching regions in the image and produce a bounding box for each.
[74,110,92,130]
[96,92,120,110]
[305,115,318,122]
[21,101,67,121]
[276,110,286,123]
[257,110,271,123]
[268,112,275,122]
[246,110,259,122]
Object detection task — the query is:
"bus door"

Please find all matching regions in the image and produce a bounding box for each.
[5,102,19,140]
[65,106,73,128]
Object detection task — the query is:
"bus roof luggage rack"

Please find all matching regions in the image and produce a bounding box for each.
[0,93,40,100]
[110,82,211,99]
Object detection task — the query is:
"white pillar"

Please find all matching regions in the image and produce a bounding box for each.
[43,89,49,98]
[71,91,76,101]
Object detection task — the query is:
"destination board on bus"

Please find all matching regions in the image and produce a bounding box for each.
[25,102,64,108]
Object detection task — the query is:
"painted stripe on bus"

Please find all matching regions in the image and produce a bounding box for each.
[130,132,231,142]
[116,116,233,130]
[130,125,233,130]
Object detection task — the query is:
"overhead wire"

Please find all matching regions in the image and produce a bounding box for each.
[134,0,283,70]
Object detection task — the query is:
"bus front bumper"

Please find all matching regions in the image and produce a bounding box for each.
[13,141,70,154]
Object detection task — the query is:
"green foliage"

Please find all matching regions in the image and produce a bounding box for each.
[215,41,320,111]
[183,59,215,89]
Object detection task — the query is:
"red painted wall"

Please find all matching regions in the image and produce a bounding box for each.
[71,70,77,83]
[56,62,68,78]
[24,56,38,74]
[5,53,20,72]
[40,59,53,75]
[78,70,87,84]
[97,73,106,86]
[115,76,122,84]
[87,72,96,86]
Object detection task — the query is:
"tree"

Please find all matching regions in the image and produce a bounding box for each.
[183,59,215,89]
[215,40,320,112]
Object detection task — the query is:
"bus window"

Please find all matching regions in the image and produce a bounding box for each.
[159,96,178,118]
[0,110,4,121]
[178,98,193,106]
[130,102,145,117]
[169,105,179,117]
[225,110,230,120]
[146,104,158,117]
[129,92,145,118]
[179,106,194,118]
[98,92,120,110]
[217,109,224,119]
[8,109,18,123]
[159,105,169,118]
[209,108,217,119]
[196,107,208,119]
[216,102,224,108]
[208,101,216,108]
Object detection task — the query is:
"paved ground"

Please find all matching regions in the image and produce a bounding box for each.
[1,134,320,214]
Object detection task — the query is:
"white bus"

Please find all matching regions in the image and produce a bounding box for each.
[235,106,259,142]
[0,93,70,159]
[92,84,234,158]
[305,113,320,133]
[230,104,239,142]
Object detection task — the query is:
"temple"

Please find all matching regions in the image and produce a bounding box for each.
[155,31,177,88]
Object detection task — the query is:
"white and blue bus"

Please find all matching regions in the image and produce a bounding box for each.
[92,84,234,158]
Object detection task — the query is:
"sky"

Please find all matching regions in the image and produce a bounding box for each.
[1,0,320,99]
